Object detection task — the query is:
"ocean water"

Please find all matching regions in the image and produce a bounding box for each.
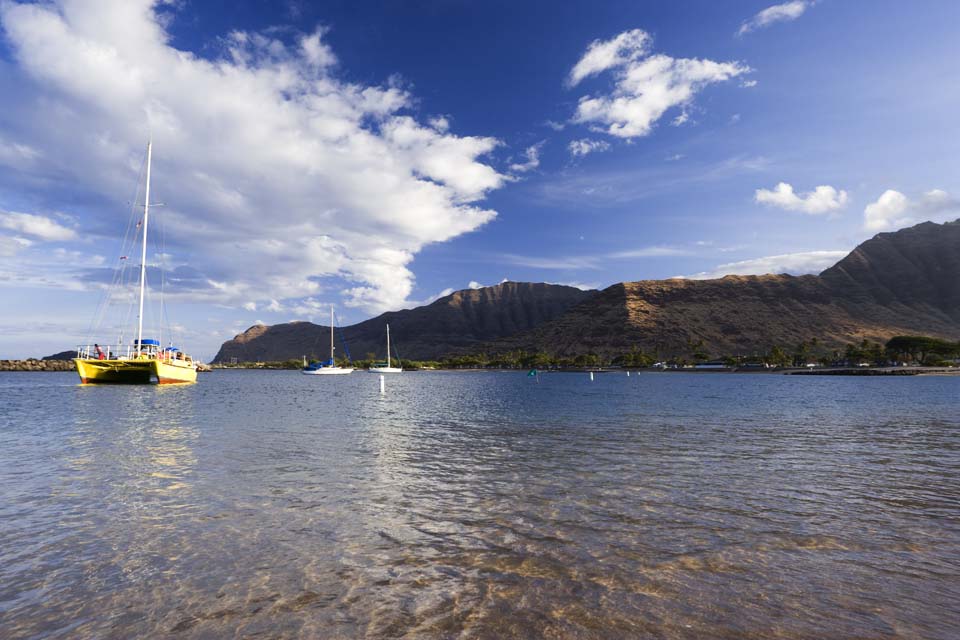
[1,370,958,639]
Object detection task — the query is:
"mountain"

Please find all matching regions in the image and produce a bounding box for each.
[483,219,960,358]
[43,350,77,360]
[819,220,960,321]
[212,220,960,363]
[212,281,595,362]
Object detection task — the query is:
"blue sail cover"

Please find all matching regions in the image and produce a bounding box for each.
[135,339,160,347]
[304,358,336,370]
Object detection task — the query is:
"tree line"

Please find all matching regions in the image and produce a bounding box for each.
[213,335,959,369]
[439,335,959,369]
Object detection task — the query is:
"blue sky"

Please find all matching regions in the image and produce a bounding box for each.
[1,0,959,359]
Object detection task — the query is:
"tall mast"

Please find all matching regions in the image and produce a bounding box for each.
[386,324,391,367]
[330,305,335,363]
[137,139,152,351]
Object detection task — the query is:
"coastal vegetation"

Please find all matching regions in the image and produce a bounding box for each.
[207,335,959,371]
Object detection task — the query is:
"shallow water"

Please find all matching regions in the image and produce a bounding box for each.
[1,370,958,639]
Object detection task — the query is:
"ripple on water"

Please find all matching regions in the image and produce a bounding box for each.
[0,370,958,639]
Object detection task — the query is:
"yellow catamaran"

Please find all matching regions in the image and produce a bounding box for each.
[74,141,198,385]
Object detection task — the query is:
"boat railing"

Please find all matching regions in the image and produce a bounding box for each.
[77,343,194,363]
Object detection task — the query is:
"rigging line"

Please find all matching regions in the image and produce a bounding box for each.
[88,158,142,341]
[392,337,402,365]
[335,311,352,363]
[154,194,166,349]
[85,151,147,346]
[307,316,324,360]
[120,156,148,346]
[157,209,179,350]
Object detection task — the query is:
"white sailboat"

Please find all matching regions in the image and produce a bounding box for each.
[369,323,402,373]
[302,306,354,375]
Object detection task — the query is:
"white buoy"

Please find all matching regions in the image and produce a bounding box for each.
[589,371,594,381]
[627,371,630,377]
[379,374,385,394]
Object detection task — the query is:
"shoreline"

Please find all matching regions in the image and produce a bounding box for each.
[4,361,957,376]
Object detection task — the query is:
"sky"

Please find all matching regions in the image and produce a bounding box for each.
[1,0,959,360]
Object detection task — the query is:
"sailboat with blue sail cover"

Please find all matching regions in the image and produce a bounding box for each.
[302,306,354,375]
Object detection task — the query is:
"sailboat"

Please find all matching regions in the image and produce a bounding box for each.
[369,323,402,373]
[302,306,354,375]
[74,141,198,384]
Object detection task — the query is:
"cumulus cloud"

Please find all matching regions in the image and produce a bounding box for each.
[863,189,959,231]
[0,0,506,313]
[737,1,812,37]
[754,182,848,215]
[568,139,611,157]
[567,29,750,139]
[567,28,652,87]
[0,210,77,241]
[687,250,848,280]
[509,141,544,173]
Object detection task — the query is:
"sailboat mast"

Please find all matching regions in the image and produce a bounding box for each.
[386,324,391,367]
[136,139,152,351]
[330,305,335,363]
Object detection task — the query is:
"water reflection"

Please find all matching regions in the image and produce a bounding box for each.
[0,371,958,639]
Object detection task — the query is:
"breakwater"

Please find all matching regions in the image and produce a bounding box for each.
[0,359,75,371]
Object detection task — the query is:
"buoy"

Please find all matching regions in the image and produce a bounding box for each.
[627,371,630,377]
[589,371,594,381]
[379,374,385,394]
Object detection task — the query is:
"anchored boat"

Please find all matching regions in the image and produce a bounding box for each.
[302,306,354,375]
[74,141,198,385]
[369,323,402,373]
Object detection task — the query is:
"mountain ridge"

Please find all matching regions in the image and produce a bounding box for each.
[481,219,960,358]
[213,219,960,362]
[213,281,594,362]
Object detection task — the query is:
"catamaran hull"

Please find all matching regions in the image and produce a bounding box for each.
[75,358,197,384]
[369,367,403,373]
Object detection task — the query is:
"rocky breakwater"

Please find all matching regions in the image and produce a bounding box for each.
[1,359,76,371]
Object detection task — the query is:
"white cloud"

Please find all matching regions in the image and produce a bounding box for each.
[568,138,610,157]
[497,245,690,270]
[740,79,758,88]
[688,250,848,279]
[0,0,507,314]
[547,281,599,291]
[509,141,544,173]
[0,210,77,241]
[0,235,33,257]
[737,1,811,37]
[608,246,691,259]
[754,182,848,215]
[0,136,41,168]
[428,115,450,132]
[498,253,601,270]
[567,28,652,87]
[567,29,750,139]
[468,280,482,289]
[863,189,959,231]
